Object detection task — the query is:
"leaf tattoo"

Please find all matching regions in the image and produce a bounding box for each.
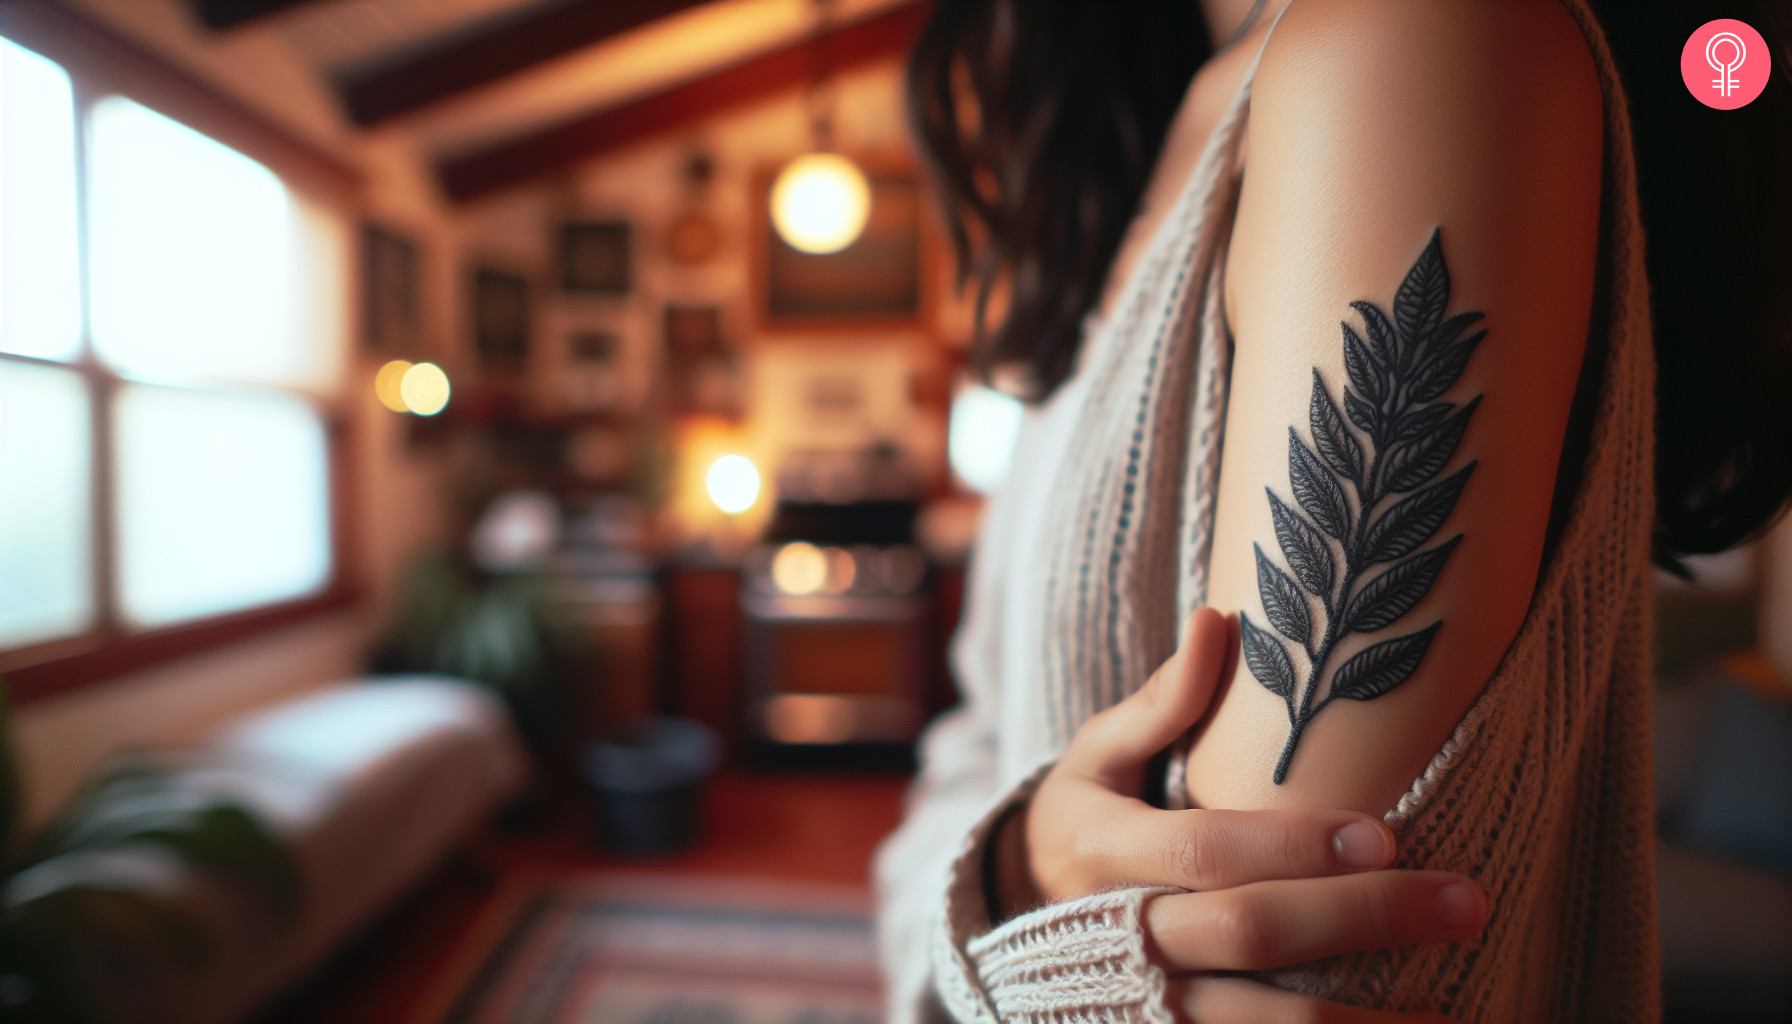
[1247,229,1483,784]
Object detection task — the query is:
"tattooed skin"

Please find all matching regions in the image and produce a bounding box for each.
[1244,229,1484,784]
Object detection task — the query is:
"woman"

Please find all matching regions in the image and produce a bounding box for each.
[877,1,1792,1021]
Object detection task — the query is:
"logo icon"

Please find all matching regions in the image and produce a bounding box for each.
[1683,19,1769,110]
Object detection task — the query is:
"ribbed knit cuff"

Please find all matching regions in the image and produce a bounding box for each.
[966,886,1180,1024]
[927,761,1178,1023]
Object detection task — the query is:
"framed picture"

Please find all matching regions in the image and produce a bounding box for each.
[663,303,738,418]
[756,167,924,330]
[473,268,530,368]
[560,221,631,296]
[362,224,419,354]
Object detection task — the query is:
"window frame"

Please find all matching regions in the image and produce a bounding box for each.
[0,2,364,704]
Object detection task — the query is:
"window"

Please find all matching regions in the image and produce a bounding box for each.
[0,37,341,675]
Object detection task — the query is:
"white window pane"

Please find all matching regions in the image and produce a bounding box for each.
[0,37,81,362]
[0,361,92,646]
[114,384,329,628]
[90,98,310,387]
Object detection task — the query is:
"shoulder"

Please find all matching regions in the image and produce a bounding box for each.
[1256,0,1600,143]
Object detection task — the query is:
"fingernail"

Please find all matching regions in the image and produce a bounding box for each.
[1434,881,1485,930]
[1330,821,1389,869]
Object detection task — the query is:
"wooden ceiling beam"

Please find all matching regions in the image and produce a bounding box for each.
[337,0,713,127]
[191,0,333,31]
[435,0,925,203]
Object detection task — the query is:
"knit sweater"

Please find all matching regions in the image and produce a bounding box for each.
[872,1,1659,1022]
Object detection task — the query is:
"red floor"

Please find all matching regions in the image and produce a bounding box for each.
[255,771,910,1024]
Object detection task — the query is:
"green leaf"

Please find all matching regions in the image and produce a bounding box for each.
[1288,428,1352,540]
[1362,462,1475,565]
[1240,613,1296,700]
[1329,622,1441,701]
[1255,544,1311,646]
[1268,490,1334,597]
[1308,370,1363,483]
[1343,537,1461,633]
[26,769,301,926]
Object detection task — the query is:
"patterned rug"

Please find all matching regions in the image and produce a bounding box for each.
[420,874,883,1024]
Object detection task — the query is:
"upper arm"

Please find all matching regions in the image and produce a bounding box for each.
[1183,0,1603,815]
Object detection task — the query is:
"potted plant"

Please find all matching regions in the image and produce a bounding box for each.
[0,682,299,1024]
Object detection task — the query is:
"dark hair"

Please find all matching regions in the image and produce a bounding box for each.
[908,0,1792,571]
[905,0,1208,395]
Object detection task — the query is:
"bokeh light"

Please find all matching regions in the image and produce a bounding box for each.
[399,361,450,416]
[948,384,1025,494]
[771,542,827,596]
[770,153,869,254]
[822,547,856,594]
[706,454,760,514]
[374,359,412,412]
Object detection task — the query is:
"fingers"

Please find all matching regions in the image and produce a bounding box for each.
[1146,871,1487,972]
[1095,803,1395,891]
[1065,607,1233,783]
[1170,976,1458,1024]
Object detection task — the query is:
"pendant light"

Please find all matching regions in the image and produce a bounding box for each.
[770,0,869,254]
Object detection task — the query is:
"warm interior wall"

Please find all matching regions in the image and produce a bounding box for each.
[453,55,963,494]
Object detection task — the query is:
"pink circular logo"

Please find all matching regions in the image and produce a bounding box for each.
[1682,19,1770,110]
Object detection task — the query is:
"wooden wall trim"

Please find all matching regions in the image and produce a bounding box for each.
[2,411,365,707]
[436,0,926,203]
[192,0,329,32]
[339,0,713,127]
[5,589,361,705]
[0,0,361,204]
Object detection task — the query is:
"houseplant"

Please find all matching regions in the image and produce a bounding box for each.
[0,681,299,1024]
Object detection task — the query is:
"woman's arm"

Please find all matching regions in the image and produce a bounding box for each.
[1185,0,1604,815]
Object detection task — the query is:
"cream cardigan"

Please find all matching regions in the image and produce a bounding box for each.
[873,1,1659,1021]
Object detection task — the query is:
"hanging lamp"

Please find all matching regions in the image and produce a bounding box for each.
[770,0,869,254]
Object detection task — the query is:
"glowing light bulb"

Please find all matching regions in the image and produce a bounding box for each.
[771,542,827,595]
[400,362,450,416]
[374,360,412,412]
[770,153,870,254]
[706,454,760,514]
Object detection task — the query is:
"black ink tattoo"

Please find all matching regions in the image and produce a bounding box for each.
[1244,228,1485,784]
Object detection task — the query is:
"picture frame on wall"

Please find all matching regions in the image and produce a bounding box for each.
[362,224,419,354]
[472,268,530,368]
[560,220,631,296]
[756,166,924,330]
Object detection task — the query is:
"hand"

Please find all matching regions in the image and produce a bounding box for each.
[991,607,1485,1023]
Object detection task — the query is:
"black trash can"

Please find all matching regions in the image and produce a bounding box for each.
[580,716,720,856]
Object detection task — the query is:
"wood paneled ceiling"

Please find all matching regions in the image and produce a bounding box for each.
[188,0,923,202]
